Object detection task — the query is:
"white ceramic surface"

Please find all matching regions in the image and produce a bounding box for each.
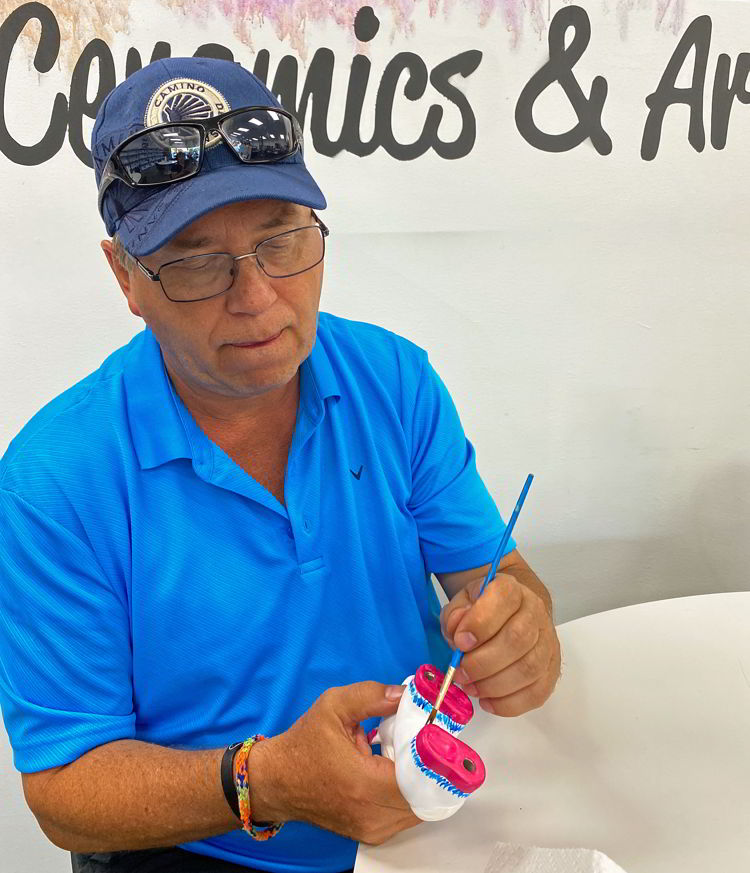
[370,673,479,821]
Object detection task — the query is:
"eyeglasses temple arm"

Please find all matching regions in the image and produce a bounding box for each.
[134,258,159,281]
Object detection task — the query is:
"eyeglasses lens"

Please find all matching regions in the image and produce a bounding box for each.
[119,126,201,185]
[256,227,324,277]
[159,227,324,301]
[221,109,295,162]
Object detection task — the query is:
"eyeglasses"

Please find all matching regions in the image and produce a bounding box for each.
[132,214,329,302]
[97,106,303,211]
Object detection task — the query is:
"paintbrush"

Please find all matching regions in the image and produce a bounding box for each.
[426,473,534,726]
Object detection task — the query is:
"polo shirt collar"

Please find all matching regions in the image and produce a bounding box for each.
[306,314,341,405]
[122,327,190,470]
[125,320,341,471]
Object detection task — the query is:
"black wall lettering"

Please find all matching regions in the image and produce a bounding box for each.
[125,42,172,79]
[68,38,116,167]
[336,7,381,157]
[269,49,342,156]
[515,5,612,155]
[353,6,379,43]
[267,53,304,114]
[428,50,482,159]
[0,2,67,166]
[375,52,432,159]
[5,2,750,165]
[194,43,234,62]
[710,52,750,150]
[251,48,270,84]
[337,53,378,156]
[641,16,711,160]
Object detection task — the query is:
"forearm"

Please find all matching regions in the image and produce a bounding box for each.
[30,737,280,852]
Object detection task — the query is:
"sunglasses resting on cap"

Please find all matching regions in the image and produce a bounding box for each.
[97,105,303,211]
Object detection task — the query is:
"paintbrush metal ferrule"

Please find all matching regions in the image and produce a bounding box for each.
[426,665,457,726]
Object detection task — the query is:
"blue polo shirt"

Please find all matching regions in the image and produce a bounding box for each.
[0,312,514,872]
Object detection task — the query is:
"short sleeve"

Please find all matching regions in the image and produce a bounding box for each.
[407,354,516,575]
[0,488,135,773]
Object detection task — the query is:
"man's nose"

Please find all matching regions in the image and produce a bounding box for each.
[224,255,278,313]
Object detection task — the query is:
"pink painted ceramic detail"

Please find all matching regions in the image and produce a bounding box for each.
[415,723,486,794]
[415,663,474,725]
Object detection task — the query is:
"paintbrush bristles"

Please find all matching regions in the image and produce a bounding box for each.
[425,666,456,726]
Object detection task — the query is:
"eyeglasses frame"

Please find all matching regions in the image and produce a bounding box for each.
[97,105,304,211]
[131,213,330,303]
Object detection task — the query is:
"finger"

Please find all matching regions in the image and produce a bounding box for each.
[460,616,546,687]
[457,597,540,684]
[440,583,474,644]
[365,754,414,810]
[353,724,373,756]
[452,574,524,652]
[478,673,553,717]
[461,634,556,700]
[325,681,405,726]
[442,605,470,645]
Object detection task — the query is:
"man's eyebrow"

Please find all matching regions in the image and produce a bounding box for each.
[258,205,303,230]
[167,206,305,253]
[168,236,214,252]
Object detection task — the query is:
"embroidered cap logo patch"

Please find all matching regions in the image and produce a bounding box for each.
[145,78,230,147]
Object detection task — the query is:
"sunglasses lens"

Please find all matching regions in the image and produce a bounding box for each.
[221,109,296,162]
[119,126,201,185]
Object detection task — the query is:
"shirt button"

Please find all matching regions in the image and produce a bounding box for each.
[286,525,294,539]
[303,518,311,533]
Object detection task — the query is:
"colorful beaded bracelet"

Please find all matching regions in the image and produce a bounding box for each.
[233,735,284,840]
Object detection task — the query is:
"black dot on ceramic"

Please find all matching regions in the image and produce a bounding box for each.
[463,758,476,772]
[354,6,380,42]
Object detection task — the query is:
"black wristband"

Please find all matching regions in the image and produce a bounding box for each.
[221,742,243,820]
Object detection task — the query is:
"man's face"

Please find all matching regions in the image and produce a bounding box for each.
[120,198,324,406]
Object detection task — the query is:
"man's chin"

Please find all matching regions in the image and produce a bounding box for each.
[218,363,299,397]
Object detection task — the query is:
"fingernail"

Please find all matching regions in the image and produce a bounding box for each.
[385,685,405,700]
[455,631,477,651]
[479,698,495,714]
[456,667,470,683]
[464,683,479,697]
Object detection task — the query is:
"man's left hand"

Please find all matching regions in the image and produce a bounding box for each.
[440,573,561,717]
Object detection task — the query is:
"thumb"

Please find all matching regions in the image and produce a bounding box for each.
[327,680,405,726]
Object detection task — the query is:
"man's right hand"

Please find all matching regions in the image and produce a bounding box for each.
[249,681,422,845]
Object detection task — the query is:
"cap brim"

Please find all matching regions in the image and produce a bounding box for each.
[115,161,327,257]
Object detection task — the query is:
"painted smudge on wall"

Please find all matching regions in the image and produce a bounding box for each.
[0,0,687,65]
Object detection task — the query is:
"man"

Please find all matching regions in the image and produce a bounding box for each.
[0,57,561,873]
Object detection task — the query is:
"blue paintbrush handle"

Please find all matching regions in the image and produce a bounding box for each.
[451,473,534,671]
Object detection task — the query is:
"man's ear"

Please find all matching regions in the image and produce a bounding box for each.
[101,239,143,319]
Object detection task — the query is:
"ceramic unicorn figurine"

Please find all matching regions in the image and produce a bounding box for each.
[368,663,486,821]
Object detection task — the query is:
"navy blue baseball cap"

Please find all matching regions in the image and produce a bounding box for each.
[91,56,326,257]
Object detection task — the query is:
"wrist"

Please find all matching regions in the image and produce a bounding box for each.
[235,734,288,824]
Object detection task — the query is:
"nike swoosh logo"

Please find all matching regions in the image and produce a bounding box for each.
[351,465,363,480]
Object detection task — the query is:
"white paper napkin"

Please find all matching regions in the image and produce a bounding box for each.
[484,842,629,873]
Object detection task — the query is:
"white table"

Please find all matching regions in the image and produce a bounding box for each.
[354,593,750,873]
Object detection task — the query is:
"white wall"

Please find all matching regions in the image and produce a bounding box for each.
[1,0,749,867]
